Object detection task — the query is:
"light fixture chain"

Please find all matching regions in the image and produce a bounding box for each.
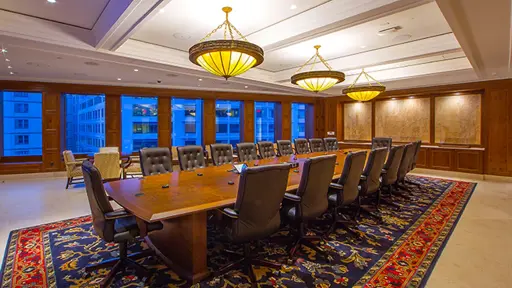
[200,21,226,42]
[363,71,372,86]
[348,70,364,88]
[296,54,317,73]
[230,23,248,41]
[317,54,333,70]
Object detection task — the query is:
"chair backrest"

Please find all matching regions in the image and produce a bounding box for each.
[100,147,119,153]
[294,138,310,154]
[296,155,337,220]
[336,150,367,205]
[82,160,114,242]
[231,164,290,243]
[397,143,415,181]
[323,138,338,152]
[93,152,121,180]
[410,140,422,171]
[63,150,76,173]
[276,140,294,156]
[309,138,326,152]
[177,145,205,171]
[382,145,405,186]
[236,142,258,162]
[361,147,388,195]
[257,141,276,159]
[171,146,179,161]
[371,137,392,151]
[210,144,234,166]
[139,147,173,176]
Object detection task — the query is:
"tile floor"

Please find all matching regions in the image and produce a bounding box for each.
[0,170,511,287]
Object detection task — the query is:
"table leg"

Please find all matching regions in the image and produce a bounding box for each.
[145,211,209,283]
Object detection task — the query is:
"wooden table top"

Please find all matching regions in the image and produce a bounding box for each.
[105,149,367,222]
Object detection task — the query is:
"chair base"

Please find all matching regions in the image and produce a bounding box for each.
[85,244,153,288]
[289,235,332,263]
[65,177,84,189]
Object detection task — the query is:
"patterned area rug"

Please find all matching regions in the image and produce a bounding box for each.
[0,176,476,288]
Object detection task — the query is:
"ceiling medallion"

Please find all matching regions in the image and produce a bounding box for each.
[342,68,386,101]
[189,6,264,80]
[291,45,345,93]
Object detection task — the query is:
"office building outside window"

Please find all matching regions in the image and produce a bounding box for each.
[171,98,203,146]
[254,102,275,142]
[215,100,241,146]
[64,94,105,153]
[292,103,307,140]
[121,96,158,153]
[1,91,42,156]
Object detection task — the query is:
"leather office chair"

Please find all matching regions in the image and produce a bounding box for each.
[371,137,392,151]
[63,150,86,189]
[281,155,337,260]
[210,143,234,166]
[82,161,163,288]
[257,141,276,159]
[323,138,338,152]
[406,140,422,186]
[379,145,405,209]
[139,147,173,176]
[276,140,294,156]
[216,164,290,284]
[396,143,416,196]
[236,142,258,162]
[177,145,206,171]
[294,138,310,154]
[327,151,367,236]
[123,155,142,179]
[94,152,122,181]
[309,138,326,152]
[358,147,388,220]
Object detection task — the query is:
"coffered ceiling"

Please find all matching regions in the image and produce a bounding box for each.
[0,0,509,96]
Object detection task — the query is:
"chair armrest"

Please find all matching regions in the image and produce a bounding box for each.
[284,193,301,202]
[360,175,367,181]
[75,158,88,162]
[221,208,239,219]
[329,183,344,190]
[66,161,83,167]
[105,209,132,220]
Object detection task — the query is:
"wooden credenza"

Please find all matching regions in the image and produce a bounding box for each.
[338,142,484,174]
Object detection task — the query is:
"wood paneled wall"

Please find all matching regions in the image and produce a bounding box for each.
[105,94,121,148]
[41,91,60,171]
[157,97,171,147]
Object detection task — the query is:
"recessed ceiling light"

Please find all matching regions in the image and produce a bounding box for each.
[290,4,297,10]
[1,48,7,53]
[5,59,10,62]
[159,8,165,13]
[244,86,248,88]
[391,98,396,100]
[47,0,56,3]
[173,33,191,40]
[117,78,122,81]
[7,66,12,69]
[198,78,203,81]
[409,96,414,99]
[9,71,14,75]
[360,45,367,49]
[133,68,139,72]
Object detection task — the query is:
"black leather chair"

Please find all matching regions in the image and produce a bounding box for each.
[236,142,258,162]
[358,147,388,220]
[281,155,337,260]
[327,151,367,236]
[177,145,206,171]
[139,147,173,176]
[82,161,163,287]
[371,137,392,151]
[323,138,338,152]
[396,143,416,196]
[406,140,422,186]
[216,164,290,284]
[257,141,276,159]
[276,140,294,156]
[309,138,326,152]
[294,138,310,154]
[379,145,405,209]
[210,143,234,166]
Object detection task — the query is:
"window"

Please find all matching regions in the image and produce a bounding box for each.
[121,96,158,153]
[254,102,275,142]
[171,98,203,146]
[1,91,42,156]
[63,93,105,153]
[292,103,307,140]
[215,100,241,145]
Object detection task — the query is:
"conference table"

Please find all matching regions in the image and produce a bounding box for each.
[104,149,366,283]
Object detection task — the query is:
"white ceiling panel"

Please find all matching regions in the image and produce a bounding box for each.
[0,0,110,29]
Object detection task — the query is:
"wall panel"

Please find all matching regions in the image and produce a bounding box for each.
[242,100,254,143]
[42,91,61,171]
[343,102,372,141]
[158,97,171,147]
[203,99,216,145]
[105,94,121,148]
[280,101,291,140]
[435,94,481,145]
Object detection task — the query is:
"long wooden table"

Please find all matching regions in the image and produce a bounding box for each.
[104,149,363,283]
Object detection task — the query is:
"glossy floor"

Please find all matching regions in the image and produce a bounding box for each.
[0,171,511,287]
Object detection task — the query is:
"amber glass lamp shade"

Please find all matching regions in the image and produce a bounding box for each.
[342,69,386,101]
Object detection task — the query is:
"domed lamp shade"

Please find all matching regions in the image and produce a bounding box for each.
[342,69,386,101]
[189,7,264,79]
[291,45,345,93]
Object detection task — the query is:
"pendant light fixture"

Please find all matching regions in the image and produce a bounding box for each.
[291,45,345,93]
[342,68,386,101]
[189,7,264,80]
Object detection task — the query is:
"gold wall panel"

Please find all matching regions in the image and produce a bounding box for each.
[435,94,481,145]
[375,98,430,142]
[344,102,372,141]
